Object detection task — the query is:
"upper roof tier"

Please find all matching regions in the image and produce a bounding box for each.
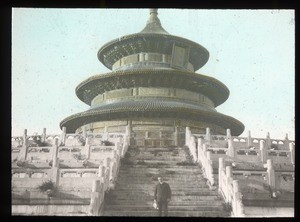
[97,9,209,72]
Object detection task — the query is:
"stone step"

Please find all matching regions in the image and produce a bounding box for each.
[117,174,203,178]
[119,167,201,172]
[128,150,186,154]
[110,194,221,201]
[117,174,204,180]
[127,157,185,161]
[115,181,207,187]
[113,187,211,194]
[108,190,218,196]
[105,200,224,206]
[102,210,229,217]
[114,184,209,190]
[129,147,183,151]
[104,205,224,211]
[120,165,200,169]
[116,177,205,181]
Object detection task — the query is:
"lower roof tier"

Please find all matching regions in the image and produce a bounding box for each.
[60,99,244,135]
[76,68,230,107]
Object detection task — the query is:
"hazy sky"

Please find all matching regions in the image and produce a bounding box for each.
[12,8,295,140]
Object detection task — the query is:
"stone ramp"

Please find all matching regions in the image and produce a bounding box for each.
[103,146,230,217]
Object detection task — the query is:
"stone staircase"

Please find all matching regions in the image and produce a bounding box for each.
[103,146,230,217]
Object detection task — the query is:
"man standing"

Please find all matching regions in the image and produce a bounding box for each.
[154,176,172,217]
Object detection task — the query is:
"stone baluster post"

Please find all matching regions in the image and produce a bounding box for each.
[139,53,145,61]
[84,137,91,159]
[266,132,271,149]
[174,126,178,147]
[98,165,106,189]
[191,136,197,162]
[82,125,87,140]
[103,126,108,141]
[226,129,231,141]
[247,130,252,147]
[42,128,46,143]
[114,141,120,152]
[125,124,131,145]
[266,159,275,189]
[105,157,112,187]
[225,166,233,202]
[206,151,214,186]
[219,158,225,192]
[205,128,211,144]
[232,180,245,217]
[289,142,295,165]
[60,127,66,146]
[185,127,191,146]
[18,129,29,161]
[197,138,203,162]
[206,150,211,161]
[203,143,207,153]
[260,140,266,163]
[89,179,101,216]
[51,138,60,186]
[228,136,235,158]
[284,134,289,150]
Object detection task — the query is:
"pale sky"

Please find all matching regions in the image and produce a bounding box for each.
[12,8,295,140]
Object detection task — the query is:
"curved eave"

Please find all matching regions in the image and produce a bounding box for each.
[97,33,209,71]
[60,106,244,135]
[75,69,230,107]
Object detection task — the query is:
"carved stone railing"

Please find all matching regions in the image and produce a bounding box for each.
[186,127,295,166]
[185,127,295,217]
[12,126,131,216]
[218,158,245,217]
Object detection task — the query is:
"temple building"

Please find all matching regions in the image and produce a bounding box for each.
[12,9,294,217]
[60,9,244,147]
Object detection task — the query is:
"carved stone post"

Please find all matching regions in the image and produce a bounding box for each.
[247,130,252,147]
[197,138,202,162]
[226,129,231,140]
[289,142,295,165]
[206,151,214,186]
[18,129,28,161]
[266,159,275,189]
[206,150,211,161]
[225,166,233,202]
[51,138,60,186]
[42,128,46,143]
[105,157,112,188]
[191,136,197,161]
[125,124,131,145]
[219,158,225,191]
[82,125,87,140]
[185,127,191,146]
[52,138,59,167]
[203,143,207,153]
[103,126,108,141]
[205,128,211,144]
[260,140,266,163]
[89,179,101,216]
[284,134,289,150]
[232,180,245,217]
[228,137,235,158]
[266,132,271,148]
[84,137,91,159]
[174,126,178,147]
[98,164,107,190]
[60,127,66,146]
